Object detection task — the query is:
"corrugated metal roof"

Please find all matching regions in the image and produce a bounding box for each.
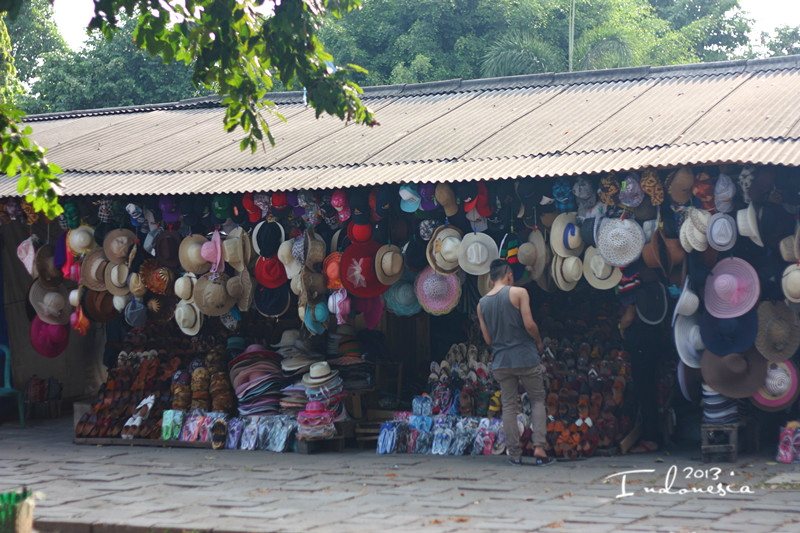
[4,55,800,197]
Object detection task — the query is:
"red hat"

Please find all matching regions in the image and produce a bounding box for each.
[241,192,262,223]
[474,182,493,217]
[31,316,70,358]
[341,238,389,298]
[254,255,287,288]
[347,220,373,244]
[271,191,289,216]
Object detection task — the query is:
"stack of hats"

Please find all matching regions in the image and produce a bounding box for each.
[303,362,347,421]
[229,344,285,416]
[279,383,308,416]
[327,335,375,390]
[701,384,740,425]
[273,329,323,376]
[296,400,336,440]
[190,364,211,411]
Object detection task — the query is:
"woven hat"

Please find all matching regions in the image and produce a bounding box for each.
[700,307,758,356]
[701,346,768,399]
[415,266,460,315]
[104,263,130,297]
[736,203,763,247]
[674,313,704,368]
[140,259,174,296]
[252,221,285,257]
[751,361,800,412]
[277,238,303,280]
[154,231,181,268]
[426,225,463,275]
[35,244,65,289]
[634,281,667,325]
[383,271,421,316]
[679,207,710,253]
[375,244,405,285]
[706,213,737,252]
[518,228,547,280]
[714,173,736,213]
[582,246,621,290]
[29,280,71,325]
[67,226,96,256]
[82,289,119,323]
[552,255,582,292]
[672,276,699,326]
[103,229,136,265]
[596,218,645,267]
[302,361,339,387]
[80,247,109,292]
[175,299,203,336]
[174,273,197,303]
[178,234,211,275]
[550,212,584,258]
[704,257,760,318]
[458,232,498,276]
[194,273,238,317]
[782,264,800,303]
[222,227,252,272]
[755,301,800,362]
[666,166,694,205]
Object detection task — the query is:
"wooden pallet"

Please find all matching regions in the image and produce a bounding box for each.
[701,417,755,463]
[296,436,345,454]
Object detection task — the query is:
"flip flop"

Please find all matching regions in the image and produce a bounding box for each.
[531,455,555,466]
[211,418,228,450]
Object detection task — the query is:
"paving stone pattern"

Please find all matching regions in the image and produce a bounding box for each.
[2,417,800,533]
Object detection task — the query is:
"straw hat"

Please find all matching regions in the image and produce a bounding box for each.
[174,273,197,303]
[552,255,582,291]
[277,238,303,279]
[140,259,174,296]
[550,212,584,258]
[103,229,136,264]
[194,273,238,317]
[426,225,463,275]
[67,225,96,255]
[175,299,203,336]
[80,247,109,292]
[29,280,71,325]
[518,228,547,280]
[582,246,621,290]
[302,361,339,387]
[783,264,800,303]
[704,257,760,319]
[751,361,800,412]
[754,301,800,362]
[222,227,252,272]
[671,276,699,327]
[596,218,645,267]
[104,262,130,297]
[674,313,704,368]
[415,266,461,315]
[706,213,737,252]
[666,166,694,205]
[304,227,327,272]
[179,234,211,275]
[34,244,65,289]
[375,244,405,285]
[736,203,763,247]
[701,347,768,399]
[458,232,498,276]
[128,272,147,298]
[679,208,710,253]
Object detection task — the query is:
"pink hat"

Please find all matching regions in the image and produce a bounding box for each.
[328,288,350,325]
[201,229,224,273]
[330,190,351,222]
[31,316,70,358]
[704,257,760,319]
[352,295,384,330]
[414,266,461,315]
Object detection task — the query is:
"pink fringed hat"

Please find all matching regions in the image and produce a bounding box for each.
[414,266,461,315]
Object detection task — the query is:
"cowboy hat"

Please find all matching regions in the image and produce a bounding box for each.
[704,257,760,319]
[80,247,109,292]
[179,234,211,275]
[426,225,463,275]
[701,346,768,399]
[103,228,136,265]
[175,299,203,336]
[754,301,800,363]
[751,360,800,412]
[458,232,498,276]
[736,203,763,247]
[674,313,704,368]
[104,262,130,297]
[29,280,71,325]
[550,212,584,258]
[582,246,621,290]
[552,254,582,291]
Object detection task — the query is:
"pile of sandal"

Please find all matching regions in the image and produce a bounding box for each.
[777,421,800,464]
[377,412,507,456]
[427,342,496,418]
[122,394,157,439]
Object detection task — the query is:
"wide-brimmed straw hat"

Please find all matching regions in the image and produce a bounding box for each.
[550,212,584,258]
[29,279,71,325]
[67,225,96,256]
[194,273,240,317]
[736,203,763,247]
[701,346,768,399]
[596,218,645,267]
[222,227,252,272]
[754,301,800,362]
[704,257,760,319]
[458,232,498,276]
[518,228,547,280]
[175,299,203,336]
[415,266,461,315]
[179,234,211,275]
[426,225,463,275]
[80,247,109,292]
[302,361,339,387]
[552,255,582,291]
[375,244,405,285]
[103,229,137,265]
[674,313,704,368]
[751,360,800,412]
[104,262,130,297]
[582,246,621,290]
[679,208,710,253]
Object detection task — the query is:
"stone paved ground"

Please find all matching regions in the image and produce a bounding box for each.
[2,416,800,533]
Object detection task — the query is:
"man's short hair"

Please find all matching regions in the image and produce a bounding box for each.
[489,259,511,282]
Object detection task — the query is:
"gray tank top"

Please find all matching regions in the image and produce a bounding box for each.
[479,286,540,370]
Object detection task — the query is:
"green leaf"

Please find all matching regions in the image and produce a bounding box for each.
[16,176,28,194]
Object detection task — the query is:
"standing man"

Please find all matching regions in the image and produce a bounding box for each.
[477,259,553,466]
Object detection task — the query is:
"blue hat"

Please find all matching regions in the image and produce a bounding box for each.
[700,307,758,356]
[124,297,147,328]
[399,184,421,213]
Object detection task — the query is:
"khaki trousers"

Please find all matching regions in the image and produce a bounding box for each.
[492,364,547,460]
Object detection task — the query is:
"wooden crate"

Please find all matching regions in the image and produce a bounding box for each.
[701,417,757,463]
[296,436,345,454]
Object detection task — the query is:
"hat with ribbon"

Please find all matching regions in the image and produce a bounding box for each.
[174,272,197,303]
[35,244,65,289]
[80,247,109,292]
[175,299,203,336]
[426,225,463,275]
[714,173,736,213]
[104,262,130,297]
[254,283,291,318]
[754,301,800,362]
[103,229,136,265]
[665,166,694,205]
[302,361,339,387]
[751,360,800,412]
[706,213,737,252]
[375,244,405,286]
[458,232,498,276]
[552,254,582,292]
[415,266,461,316]
[700,306,758,356]
[550,212,584,258]
[674,313,704,368]
[701,346,768,399]
[672,276,699,326]
[582,246,621,290]
[29,280,71,325]
[596,218,645,267]
[178,234,211,275]
[704,257,760,319]
[382,271,421,316]
[736,203,763,247]
[222,226,252,272]
[30,316,70,359]
[634,281,668,325]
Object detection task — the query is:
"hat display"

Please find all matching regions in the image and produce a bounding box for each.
[103,229,136,265]
[382,271,421,316]
[582,246,621,290]
[30,316,70,359]
[458,232,498,276]
[426,225,463,275]
[634,282,667,325]
[700,307,758,356]
[701,346,768,399]
[194,273,238,317]
[674,313,704,368]
[550,213,584,258]
[175,299,203,336]
[415,266,461,316]
[751,360,799,412]
[736,203,763,247]
[704,257,760,319]
[672,276,699,326]
[29,280,71,325]
[104,263,130,297]
[80,247,109,292]
[596,218,645,267]
[375,244,404,285]
[754,301,800,362]
[552,255,582,292]
[178,234,211,275]
[706,213,737,252]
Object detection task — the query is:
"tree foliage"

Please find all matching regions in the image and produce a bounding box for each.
[760,25,800,58]
[4,0,68,85]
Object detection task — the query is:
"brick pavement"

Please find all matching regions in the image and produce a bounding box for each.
[1,416,799,533]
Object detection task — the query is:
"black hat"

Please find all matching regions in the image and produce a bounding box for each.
[254,283,290,318]
[404,236,428,272]
[776,167,800,206]
[456,182,478,207]
[580,218,597,247]
[253,221,284,258]
[374,185,395,220]
[350,189,370,225]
